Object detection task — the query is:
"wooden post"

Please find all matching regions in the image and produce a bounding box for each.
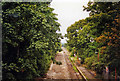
[98,49,101,62]
[105,66,109,79]
[115,67,117,81]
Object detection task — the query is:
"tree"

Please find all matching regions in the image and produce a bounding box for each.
[66,1,120,76]
[2,2,62,80]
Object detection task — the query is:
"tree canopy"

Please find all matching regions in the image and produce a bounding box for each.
[66,1,120,75]
[2,2,62,80]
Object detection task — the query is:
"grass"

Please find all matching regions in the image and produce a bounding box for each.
[69,53,90,80]
[71,56,77,63]
[69,57,78,72]
[73,65,79,72]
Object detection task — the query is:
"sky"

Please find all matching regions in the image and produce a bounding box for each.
[50,0,90,43]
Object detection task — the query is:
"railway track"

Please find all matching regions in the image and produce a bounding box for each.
[46,48,87,80]
[64,52,86,81]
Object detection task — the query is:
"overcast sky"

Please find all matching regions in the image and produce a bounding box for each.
[50,0,90,43]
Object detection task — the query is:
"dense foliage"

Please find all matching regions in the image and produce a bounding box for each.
[2,2,62,80]
[65,2,120,76]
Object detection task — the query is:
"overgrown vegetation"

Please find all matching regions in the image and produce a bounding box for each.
[2,2,62,80]
[69,57,78,72]
[53,59,62,65]
[56,61,62,65]
[65,1,120,77]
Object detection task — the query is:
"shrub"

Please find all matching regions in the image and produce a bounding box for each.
[92,62,105,74]
[84,55,98,69]
[53,59,56,64]
[85,57,93,68]
[56,61,62,65]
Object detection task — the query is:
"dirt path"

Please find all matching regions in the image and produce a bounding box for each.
[46,47,82,79]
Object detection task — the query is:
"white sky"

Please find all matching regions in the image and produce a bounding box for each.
[50,0,90,43]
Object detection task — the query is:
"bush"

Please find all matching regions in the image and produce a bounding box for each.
[85,57,93,68]
[84,55,98,69]
[67,46,72,52]
[70,50,75,57]
[53,59,56,64]
[3,72,16,81]
[56,61,62,65]
[92,62,105,74]
[58,48,63,52]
